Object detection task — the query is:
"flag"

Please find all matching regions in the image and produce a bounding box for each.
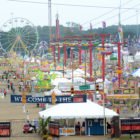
[118,26,123,32]
[79,25,82,31]
[102,21,106,28]
[118,25,123,43]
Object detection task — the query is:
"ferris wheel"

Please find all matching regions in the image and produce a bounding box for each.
[0,17,39,56]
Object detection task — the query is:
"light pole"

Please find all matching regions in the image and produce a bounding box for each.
[71,47,74,85]
[89,41,93,79]
[101,51,112,137]
[84,47,87,85]
[48,0,52,43]
[63,44,67,78]
[136,10,139,38]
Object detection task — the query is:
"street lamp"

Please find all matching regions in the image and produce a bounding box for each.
[136,10,139,38]
[71,47,74,85]
[101,50,112,137]
[57,44,64,77]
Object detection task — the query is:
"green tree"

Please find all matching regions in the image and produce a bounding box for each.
[38,116,51,140]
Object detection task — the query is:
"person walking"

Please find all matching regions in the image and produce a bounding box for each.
[107,122,111,134]
[7,79,10,90]
[4,89,7,97]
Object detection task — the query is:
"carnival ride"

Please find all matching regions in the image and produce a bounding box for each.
[50,34,114,81]
[0,17,39,56]
[0,42,6,57]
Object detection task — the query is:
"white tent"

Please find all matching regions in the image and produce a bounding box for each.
[132,68,140,77]
[39,100,118,119]
[44,88,63,96]
[134,51,140,61]
[96,78,103,83]
[69,77,86,85]
[65,68,90,78]
[50,71,63,78]
[51,78,70,86]
[74,69,90,77]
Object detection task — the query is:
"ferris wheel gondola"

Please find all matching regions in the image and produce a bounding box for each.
[0,17,39,56]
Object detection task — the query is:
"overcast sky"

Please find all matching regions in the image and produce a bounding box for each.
[0,0,140,29]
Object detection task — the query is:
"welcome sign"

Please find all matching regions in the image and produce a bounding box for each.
[11,95,87,104]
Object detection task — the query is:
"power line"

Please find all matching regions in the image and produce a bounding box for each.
[88,1,140,28]
[119,10,140,23]
[9,0,140,29]
[82,0,134,26]
[8,0,140,10]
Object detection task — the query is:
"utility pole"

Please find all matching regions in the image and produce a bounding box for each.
[48,0,52,43]
[136,10,139,38]
[71,47,74,85]
[56,13,60,63]
[49,0,56,69]
[89,41,93,80]
[63,44,67,66]
[84,48,87,85]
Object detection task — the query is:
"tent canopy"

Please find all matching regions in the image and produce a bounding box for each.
[65,68,90,78]
[51,77,70,86]
[39,100,118,119]
[132,68,140,77]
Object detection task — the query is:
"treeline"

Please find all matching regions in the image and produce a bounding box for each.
[37,24,140,42]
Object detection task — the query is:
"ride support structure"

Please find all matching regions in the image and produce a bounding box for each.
[113,42,126,88]
[99,34,110,81]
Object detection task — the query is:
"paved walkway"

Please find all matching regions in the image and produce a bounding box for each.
[0,94,110,140]
[60,136,110,140]
[0,94,41,121]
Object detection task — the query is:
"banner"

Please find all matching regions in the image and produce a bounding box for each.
[59,128,75,136]
[107,94,139,99]
[49,121,60,137]
[121,118,140,134]
[0,122,11,137]
[11,95,87,104]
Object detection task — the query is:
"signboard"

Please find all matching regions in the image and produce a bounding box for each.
[107,94,139,99]
[72,95,87,103]
[123,89,135,94]
[59,128,75,136]
[114,88,135,94]
[79,85,90,90]
[0,122,11,137]
[49,121,59,137]
[114,89,123,94]
[121,118,140,134]
[59,83,101,91]
[10,95,87,104]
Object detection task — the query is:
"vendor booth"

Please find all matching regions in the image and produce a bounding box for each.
[39,100,118,136]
